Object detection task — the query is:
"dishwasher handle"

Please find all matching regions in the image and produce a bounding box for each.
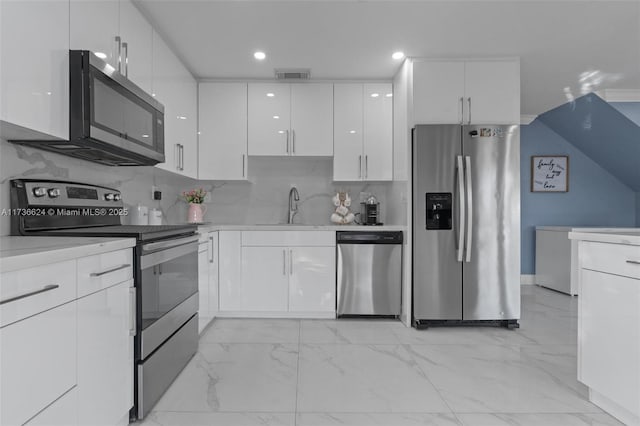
[336,231,403,244]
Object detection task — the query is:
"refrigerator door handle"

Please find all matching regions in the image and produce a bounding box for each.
[459,97,464,125]
[456,155,465,262]
[465,155,473,262]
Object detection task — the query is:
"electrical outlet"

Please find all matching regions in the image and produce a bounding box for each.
[151,186,160,200]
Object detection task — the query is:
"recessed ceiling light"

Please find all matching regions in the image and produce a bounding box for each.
[392,51,405,60]
[278,130,285,134]
[386,93,393,98]
[177,116,187,120]
[371,93,379,98]
[142,134,149,138]
[349,130,356,134]
[266,93,275,97]
[95,52,107,60]
[254,51,266,60]
[273,115,279,119]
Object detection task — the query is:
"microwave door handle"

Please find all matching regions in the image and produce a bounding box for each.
[465,155,473,263]
[456,155,465,262]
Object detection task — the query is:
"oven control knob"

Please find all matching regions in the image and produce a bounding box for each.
[113,194,122,201]
[104,193,115,201]
[48,188,61,198]
[33,187,47,197]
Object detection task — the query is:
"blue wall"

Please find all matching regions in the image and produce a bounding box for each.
[610,102,640,126]
[538,94,640,191]
[520,120,637,274]
[637,192,640,226]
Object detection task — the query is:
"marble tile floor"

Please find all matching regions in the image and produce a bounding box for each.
[136,286,623,426]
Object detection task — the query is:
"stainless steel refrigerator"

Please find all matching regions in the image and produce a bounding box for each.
[412,124,520,328]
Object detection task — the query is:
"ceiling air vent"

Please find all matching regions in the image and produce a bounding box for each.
[275,68,311,80]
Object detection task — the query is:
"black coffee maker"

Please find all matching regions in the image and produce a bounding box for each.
[360,195,382,225]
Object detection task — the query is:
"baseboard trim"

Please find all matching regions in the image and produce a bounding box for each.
[521,274,536,285]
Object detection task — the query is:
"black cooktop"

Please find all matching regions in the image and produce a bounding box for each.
[29,224,197,243]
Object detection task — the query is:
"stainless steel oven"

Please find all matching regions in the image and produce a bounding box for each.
[10,179,199,421]
[137,234,199,418]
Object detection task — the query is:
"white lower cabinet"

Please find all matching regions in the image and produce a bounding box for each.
[577,240,640,425]
[77,279,134,426]
[0,301,77,426]
[198,241,210,333]
[198,232,219,333]
[26,387,78,426]
[241,247,290,312]
[219,231,336,317]
[289,246,336,313]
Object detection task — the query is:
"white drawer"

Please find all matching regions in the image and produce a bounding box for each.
[26,386,77,426]
[1,301,76,426]
[242,231,335,247]
[77,249,133,298]
[0,260,77,327]
[580,241,640,279]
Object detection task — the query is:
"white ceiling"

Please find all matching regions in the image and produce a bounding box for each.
[134,0,640,116]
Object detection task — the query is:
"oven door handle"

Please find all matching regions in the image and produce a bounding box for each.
[142,234,199,253]
[140,241,198,269]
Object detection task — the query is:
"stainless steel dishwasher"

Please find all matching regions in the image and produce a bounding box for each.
[336,231,403,317]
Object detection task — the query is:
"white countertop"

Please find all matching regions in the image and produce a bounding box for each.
[196,223,407,232]
[568,230,640,246]
[537,226,640,232]
[0,237,136,272]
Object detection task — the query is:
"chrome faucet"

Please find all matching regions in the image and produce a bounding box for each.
[287,186,300,224]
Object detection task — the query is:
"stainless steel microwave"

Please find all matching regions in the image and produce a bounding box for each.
[9,50,165,166]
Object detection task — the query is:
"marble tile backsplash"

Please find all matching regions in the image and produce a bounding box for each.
[199,157,390,226]
[0,140,395,235]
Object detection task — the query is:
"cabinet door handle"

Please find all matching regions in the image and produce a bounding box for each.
[358,155,362,179]
[459,97,464,125]
[626,260,640,265]
[283,249,286,275]
[0,284,59,305]
[292,129,295,154]
[181,144,185,171]
[242,154,245,177]
[467,97,472,125]
[122,41,129,77]
[115,36,122,72]
[289,249,293,275]
[209,236,214,263]
[365,155,368,179]
[285,130,290,154]
[90,264,131,277]
[129,287,137,337]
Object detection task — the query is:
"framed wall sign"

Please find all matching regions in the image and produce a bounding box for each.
[531,155,569,192]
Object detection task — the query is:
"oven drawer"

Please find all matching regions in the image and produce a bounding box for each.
[0,260,77,327]
[0,301,76,426]
[77,248,133,297]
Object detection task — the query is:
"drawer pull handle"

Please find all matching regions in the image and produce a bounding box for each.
[0,284,60,305]
[626,260,640,265]
[90,264,131,277]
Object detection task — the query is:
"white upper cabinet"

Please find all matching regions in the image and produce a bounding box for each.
[413,59,520,125]
[70,0,152,93]
[333,83,393,181]
[464,60,520,125]
[248,83,333,156]
[290,84,333,156]
[199,83,248,180]
[70,0,120,69]
[118,0,153,93]
[248,84,291,155]
[363,84,393,181]
[153,31,198,178]
[412,61,465,124]
[333,84,364,181]
[0,0,69,140]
